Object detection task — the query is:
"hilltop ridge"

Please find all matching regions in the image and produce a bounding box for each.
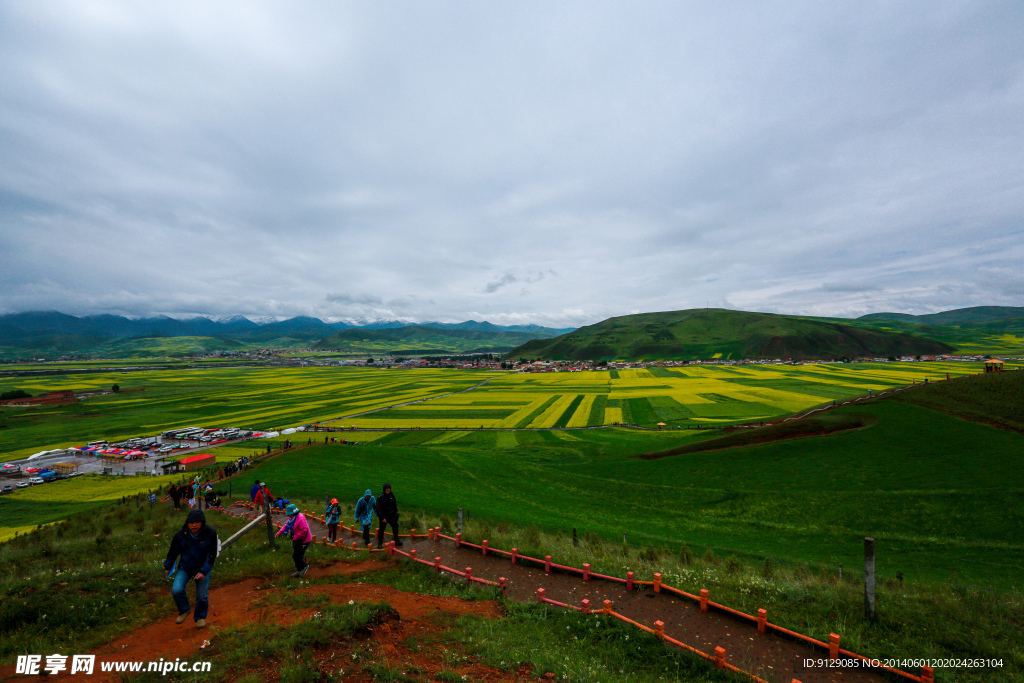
[507,308,956,361]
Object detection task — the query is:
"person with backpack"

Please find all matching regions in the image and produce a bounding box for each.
[354,489,376,548]
[375,483,403,549]
[163,509,218,629]
[325,498,341,543]
[276,504,313,577]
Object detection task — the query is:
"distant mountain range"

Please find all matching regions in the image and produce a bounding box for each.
[2,306,1021,361]
[0,311,575,359]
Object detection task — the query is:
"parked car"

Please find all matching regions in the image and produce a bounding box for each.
[1,484,13,494]
[16,482,29,489]
[28,477,44,485]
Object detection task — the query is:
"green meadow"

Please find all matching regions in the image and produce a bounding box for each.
[247,395,1024,591]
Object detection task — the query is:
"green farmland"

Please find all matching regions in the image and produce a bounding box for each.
[347,361,985,429]
[0,367,495,461]
[0,362,986,460]
[249,396,1024,591]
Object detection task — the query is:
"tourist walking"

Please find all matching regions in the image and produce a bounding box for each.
[277,504,313,577]
[325,498,341,543]
[163,510,218,629]
[375,483,403,549]
[354,489,376,548]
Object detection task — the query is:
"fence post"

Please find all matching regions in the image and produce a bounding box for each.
[536,587,545,603]
[465,567,472,584]
[757,608,766,633]
[545,556,552,573]
[511,547,518,564]
[921,665,934,683]
[714,646,726,669]
[263,486,275,548]
[654,572,662,593]
[602,599,611,615]
[583,563,591,582]
[458,508,463,535]
[864,537,876,621]
[700,589,709,612]
[482,540,488,555]
[627,571,634,590]
[434,556,441,572]
[572,527,578,546]
[456,532,462,547]
[655,620,665,640]
[410,548,416,560]
[829,633,840,659]
[581,598,590,612]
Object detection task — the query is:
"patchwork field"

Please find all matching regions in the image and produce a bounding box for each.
[346,361,984,429]
[0,368,494,460]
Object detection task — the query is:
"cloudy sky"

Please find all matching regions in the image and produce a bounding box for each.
[1,2,1022,327]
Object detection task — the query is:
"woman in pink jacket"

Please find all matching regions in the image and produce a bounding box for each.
[277,504,313,577]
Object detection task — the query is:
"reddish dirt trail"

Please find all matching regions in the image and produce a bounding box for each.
[226,505,901,683]
[8,561,515,683]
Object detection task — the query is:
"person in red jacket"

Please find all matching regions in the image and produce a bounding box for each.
[276,504,313,577]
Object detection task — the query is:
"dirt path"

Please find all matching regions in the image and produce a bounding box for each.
[225,506,898,683]
[9,561,519,683]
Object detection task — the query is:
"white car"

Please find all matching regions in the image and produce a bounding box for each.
[16,482,29,489]
[28,477,44,485]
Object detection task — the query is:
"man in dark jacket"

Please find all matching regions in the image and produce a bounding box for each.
[164,509,219,628]
[375,482,403,549]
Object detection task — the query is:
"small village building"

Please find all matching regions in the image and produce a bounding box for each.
[53,462,80,474]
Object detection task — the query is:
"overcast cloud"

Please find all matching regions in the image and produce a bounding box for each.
[1,2,1021,326]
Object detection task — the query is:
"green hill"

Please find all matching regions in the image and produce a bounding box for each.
[506,308,956,361]
[860,305,1024,325]
[314,324,553,354]
[842,309,1024,355]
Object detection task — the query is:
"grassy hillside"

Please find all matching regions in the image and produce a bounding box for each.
[841,315,1024,356]
[249,398,1024,591]
[314,324,554,354]
[894,366,1024,431]
[508,308,955,361]
[860,305,1024,325]
[6,498,1018,683]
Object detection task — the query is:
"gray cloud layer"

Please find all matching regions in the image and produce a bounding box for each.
[1,2,1021,326]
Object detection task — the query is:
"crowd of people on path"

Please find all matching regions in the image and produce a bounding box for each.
[164,470,405,628]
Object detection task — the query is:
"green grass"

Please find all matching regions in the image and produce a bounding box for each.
[0,484,1021,682]
[245,398,1024,591]
[895,368,1024,431]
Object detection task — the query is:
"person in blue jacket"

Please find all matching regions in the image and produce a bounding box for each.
[164,509,219,629]
[354,489,375,548]
[325,498,341,543]
[250,479,261,502]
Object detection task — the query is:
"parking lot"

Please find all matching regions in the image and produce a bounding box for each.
[1,426,259,491]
